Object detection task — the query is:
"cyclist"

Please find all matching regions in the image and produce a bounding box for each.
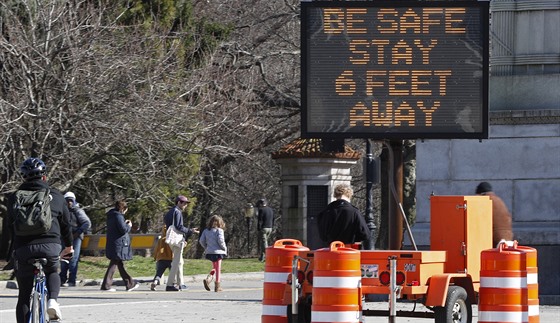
[7,157,74,322]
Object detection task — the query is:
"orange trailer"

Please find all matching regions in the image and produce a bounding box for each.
[281,195,493,323]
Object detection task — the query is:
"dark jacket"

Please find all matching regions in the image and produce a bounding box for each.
[8,179,73,250]
[317,199,371,245]
[257,206,274,230]
[105,208,132,261]
[163,206,194,239]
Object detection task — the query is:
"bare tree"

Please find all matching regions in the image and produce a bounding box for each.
[0,1,228,228]
[1,0,307,257]
[179,0,303,256]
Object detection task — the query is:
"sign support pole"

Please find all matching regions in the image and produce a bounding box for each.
[389,140,404,250]
[364,139,377,250]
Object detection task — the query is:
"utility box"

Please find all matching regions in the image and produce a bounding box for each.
[430,195,492,282]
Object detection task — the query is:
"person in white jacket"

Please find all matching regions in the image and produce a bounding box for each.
[199,215,227,292]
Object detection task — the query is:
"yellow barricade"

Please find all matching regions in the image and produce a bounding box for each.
[82,234,159,251]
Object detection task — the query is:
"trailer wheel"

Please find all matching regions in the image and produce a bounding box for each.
[434,286,472,323]
[287,302,311,323]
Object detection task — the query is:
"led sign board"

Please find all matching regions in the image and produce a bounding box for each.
[301,0,489,139]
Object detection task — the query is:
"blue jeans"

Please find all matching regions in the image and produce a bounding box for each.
[59,236,82,285]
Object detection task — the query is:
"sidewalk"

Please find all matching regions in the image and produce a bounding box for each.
[0,272,265,289]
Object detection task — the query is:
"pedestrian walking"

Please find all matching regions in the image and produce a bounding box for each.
[163,195,198,291]
[317,183,370,246]
[256,199,274,262]
[150,225,173,291]
[59,191,91,287]
[7,157,74,322]
[476,182,514,246]
[199,215,228,292]
[100,200,140,292]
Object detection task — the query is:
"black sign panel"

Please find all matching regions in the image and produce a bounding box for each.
[301,0,489,139]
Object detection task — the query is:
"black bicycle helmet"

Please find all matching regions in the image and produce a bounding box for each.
[20,157,47,180]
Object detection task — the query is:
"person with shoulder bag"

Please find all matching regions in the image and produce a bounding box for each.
[163,195,199,291]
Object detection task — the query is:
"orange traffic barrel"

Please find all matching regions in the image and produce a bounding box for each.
[311,241,362,323]
[516,245,539,323]
[262,239,310,323]
[479,241,528,323]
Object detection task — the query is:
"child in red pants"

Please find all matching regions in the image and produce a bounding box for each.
[199,215,227,292]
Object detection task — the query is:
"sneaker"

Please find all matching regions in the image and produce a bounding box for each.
[179,284,189,291]
[165,285,179,291]
[47,299,61,320]
[67,282,76,287]
[61,283,69,287]
[101,288,116,292]
[150,282,157,291]
[127,282,140,292]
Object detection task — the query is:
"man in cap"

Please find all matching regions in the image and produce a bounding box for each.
[476,182,513,246]
[59,191,91,287]
[163,195,199,291]
[256,198,274,262]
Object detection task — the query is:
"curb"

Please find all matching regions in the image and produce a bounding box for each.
[1,272,264,290]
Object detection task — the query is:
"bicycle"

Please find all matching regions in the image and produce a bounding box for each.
[28,257,50,323]
[28,254,71,323]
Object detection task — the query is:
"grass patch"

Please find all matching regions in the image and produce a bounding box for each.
[0,256,265,281]
[79,256,265,279]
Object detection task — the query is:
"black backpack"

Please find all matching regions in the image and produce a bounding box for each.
[12,189,53,236]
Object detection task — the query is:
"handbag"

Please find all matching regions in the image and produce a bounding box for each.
[153,227,174,260]
[165,216,185,248]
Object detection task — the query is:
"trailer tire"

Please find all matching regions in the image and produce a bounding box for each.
[434,286,472,323]
[287,302,311,323]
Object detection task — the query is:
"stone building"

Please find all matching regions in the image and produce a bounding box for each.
[271,139,361,250]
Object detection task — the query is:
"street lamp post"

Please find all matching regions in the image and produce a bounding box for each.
[244,203,255,254]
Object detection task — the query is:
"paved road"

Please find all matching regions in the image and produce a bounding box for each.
[1,273,559,323]
[2,273,263,323]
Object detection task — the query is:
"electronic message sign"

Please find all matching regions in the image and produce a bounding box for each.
[301,0,489,139]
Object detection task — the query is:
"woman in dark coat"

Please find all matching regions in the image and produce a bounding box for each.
[100,200,139,291]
